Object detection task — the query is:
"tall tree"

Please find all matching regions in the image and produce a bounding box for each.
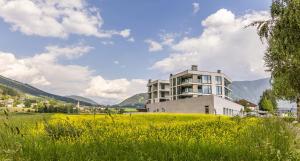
[252,0,300,120]
[258,89,277,112]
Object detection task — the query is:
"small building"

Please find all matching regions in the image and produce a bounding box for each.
[147,80,170,104]
[16,103,25,108]
[6,98,14,108]
[236,99,258,111]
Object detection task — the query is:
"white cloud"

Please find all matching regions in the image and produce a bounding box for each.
[85,77,146,101]
[113,60,119,65]
[0,45,146,104]
[119,29,131,38]
[192,3,200,14]
[151,9,270,80]
[101,41,114,45]
[0,0,130,38]
[145,39,163,52]
[159,32,180,46]
[128,37,135,42]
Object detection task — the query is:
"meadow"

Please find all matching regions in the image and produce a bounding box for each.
[0,113,299,161]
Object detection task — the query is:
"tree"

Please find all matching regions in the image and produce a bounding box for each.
[252,0,300,120]
[259,90,277,112]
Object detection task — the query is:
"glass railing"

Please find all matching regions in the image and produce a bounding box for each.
[180,79,193,84]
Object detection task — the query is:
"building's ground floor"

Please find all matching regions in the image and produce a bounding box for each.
[146,95,244,116]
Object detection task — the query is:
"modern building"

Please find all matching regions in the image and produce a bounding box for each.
[170,65,232,100]
[147,80,170,104]
[146,95,243,116]
[146,65,244,116]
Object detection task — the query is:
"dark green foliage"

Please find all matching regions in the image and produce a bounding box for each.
[252,0,300,119]
[0,84,19,97]
[36,100,76,113]
[258,89,278,112]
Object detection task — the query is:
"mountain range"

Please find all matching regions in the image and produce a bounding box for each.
[118,78,272,107]
[0,75,97,106]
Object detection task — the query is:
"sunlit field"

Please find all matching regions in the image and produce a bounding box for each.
[0,113,299,161]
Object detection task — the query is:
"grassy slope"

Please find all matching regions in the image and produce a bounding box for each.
[0,113,299,161]
[0,75,93,106]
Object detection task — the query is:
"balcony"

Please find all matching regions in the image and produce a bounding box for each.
[180,78,193,85]
[179,88,194,95]
[160,87,170,91]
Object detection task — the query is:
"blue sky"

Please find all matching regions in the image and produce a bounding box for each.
[0,0,271,104]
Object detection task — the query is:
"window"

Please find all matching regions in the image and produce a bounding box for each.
[202,85,212,94]
[224,78,231,87]
[225,88,231,98]
[223,108,226,115]
[182,87,192,93]
[216,86,222,95]
[205,106,209,114]
[173,87,176,95]
[215,76,222,85]
[173,78,176,86]
[197,76,202,83]
[198,86,203,93]
[202,75,211,84]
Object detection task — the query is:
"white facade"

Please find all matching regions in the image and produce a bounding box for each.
[147,80,170,104]
[169,65,232,101]
[146,95,243,116]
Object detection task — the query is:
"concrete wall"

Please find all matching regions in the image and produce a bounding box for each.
[213,96,244,116]
[146,95,215,113]
[146,95,244,116]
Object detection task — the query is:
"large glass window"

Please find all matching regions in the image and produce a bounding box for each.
[216,86,222,95]
[215,76,222,85]
[224,78,231,88]
[225,88,232,98]
[202,75,211,84]
[202,85,212,94]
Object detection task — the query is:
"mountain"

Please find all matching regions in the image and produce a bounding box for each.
[118,93,148,108]
[67,95,98,106]
[231,78,271,104]
[118,78,272,108]
[0,75,93,106]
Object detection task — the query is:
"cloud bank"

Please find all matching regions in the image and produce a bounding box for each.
[0,45,146,104]
[151,9,270,80]
[0,0,130,38]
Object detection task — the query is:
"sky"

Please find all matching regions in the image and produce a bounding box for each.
[0,0,272,104]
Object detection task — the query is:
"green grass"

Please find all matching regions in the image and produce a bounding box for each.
[0,113,299,161]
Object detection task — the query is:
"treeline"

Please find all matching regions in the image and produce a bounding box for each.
[33,100,78,113]
[0,85,19,97]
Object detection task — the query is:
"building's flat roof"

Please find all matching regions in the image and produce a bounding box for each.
[170,70,232,82]
[147,79,170,86]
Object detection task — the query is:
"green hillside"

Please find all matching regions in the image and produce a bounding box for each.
[118,93,148,108]
[0,75,93,106]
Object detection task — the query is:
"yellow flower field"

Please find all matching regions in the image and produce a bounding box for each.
[0,113,299,161]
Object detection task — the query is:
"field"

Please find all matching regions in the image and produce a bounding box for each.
[0,113,299,161]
